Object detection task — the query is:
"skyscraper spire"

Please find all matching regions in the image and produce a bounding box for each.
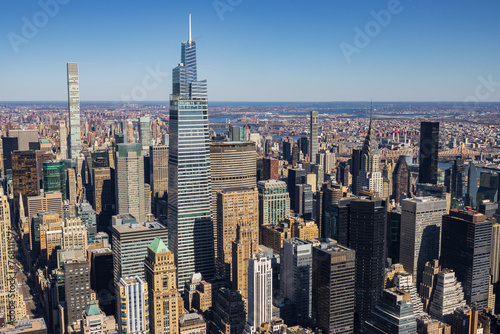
[369,100,373,129]
[189,13,192,43]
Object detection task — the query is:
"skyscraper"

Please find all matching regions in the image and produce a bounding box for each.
[115,143,147,222]
[312,238,356,334]
[351,149,362,195]
[348,197,387,331]
[210,141,257,257]
[392,155,411,204]
[63,257,92,329]
[138,116,151,152]
[12,150,38,211]
[67,62,81,160]
[357,111,383,196]
[428,269,466,324]
[310,111,318,164]
[466,161,478,207]
[399,197,447,286]
[258,180,290,227]
[441,209,492,309]
[281,238,313,327]
[169,15,214,288]
[245,253,273,334]
[150,145,169,216]
[117,277,149,334]
[59,120,68,159]
[42,160,67,200]
[418,122,439,185]
[144,237,180,334]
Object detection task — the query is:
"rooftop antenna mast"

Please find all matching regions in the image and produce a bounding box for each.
[189,13,192,43]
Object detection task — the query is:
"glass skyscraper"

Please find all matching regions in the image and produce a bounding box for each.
[168,15,214,289]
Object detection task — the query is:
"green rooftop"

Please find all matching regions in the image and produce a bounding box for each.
[85,302,101,316]
[148,236,169,253]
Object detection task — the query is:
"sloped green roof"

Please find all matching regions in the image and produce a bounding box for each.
[85,302,101,316]
[148,236,169,253]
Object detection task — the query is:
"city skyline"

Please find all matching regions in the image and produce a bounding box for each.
[1,1,499,102]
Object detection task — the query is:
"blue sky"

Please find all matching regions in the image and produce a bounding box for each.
[1,0,499,102]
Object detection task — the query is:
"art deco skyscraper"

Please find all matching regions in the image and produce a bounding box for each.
[144,237,180,334]
[418,122,439,185]
[168,15,214,289]
[67,63,81,160]
[357,109,383,196]
[310,111,318,164]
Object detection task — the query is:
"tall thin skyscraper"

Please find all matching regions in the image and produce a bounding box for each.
[310,111,318,164]
[168,15,214,289]
[59,120,68,159]
[418,122,439,185]
[138,116,151,152]
[245,253,273,334]
[67,63,81,160]
[466,160,478,207]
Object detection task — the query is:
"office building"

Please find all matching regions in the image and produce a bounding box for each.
[67,168,77,205]
[364,288,417,334]
[0,188,27,322]
[115,143,147,222]
[418,122,439,185]
[59,120,68,159]
[428,269,466,324]
[212,288,246,334]
[27,192,63,221]
[149,145,169,215]
[210,141,257,257]
[42,160,67,200]
[399,197,447,285]
[67,63,81,160]
[348,197,387,331]
[93,167,114,215]
[232,224,258,299]
[312,239,356,334]
[294,183,313,219]
[357,113,383,196]
[62,256,92,330]
[280,238,312,327]
[466,161,478,207]
[441,209,492,309]
[262,157,279,181]
[310,111,318,164]
[179,313,207,334]
[449,159,466,199]
[12,150,38,211]
[246,253,273,334]
[111,221,168,284]
[258,180,290,227]
[392,155,410,204]
[491,223,500,313]
[291,220,319,241]
[81,301,117,333]
[0,318,48,333]
[138,116,151,152]
[419,259,441,313]
[61,217,87,251]
[169,18,214,288]
[288,168,306,212]
[117,277,149,334]
[144,237,180,334]
[88,247,114,315]
[392,272,425,317]
[216,187,258,281]
[183,273,212,312]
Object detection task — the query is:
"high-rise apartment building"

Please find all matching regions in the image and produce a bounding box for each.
[357,113,383,196]
[399,197,447,285]
[418,122,439,185]
[144,237,180,334]
[169,17,214,288]
[216,187,258,280]
[115,143,147,222]
[312,238,356,334]
[281,238,313,327]
[441,209,492,309]
[111,221,168,284]
[117,277,150,334]
[245,253,273,334]
[258,180,289,228]
[210,141,257,256]
[310,111,318,164]
[348,197,387,331]
[67,63,81,160]
[59,120,68,159]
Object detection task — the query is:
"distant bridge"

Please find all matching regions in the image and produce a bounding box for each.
[379,144,480,161]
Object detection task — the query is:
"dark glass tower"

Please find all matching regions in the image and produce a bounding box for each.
[168,15,214,289]
[351,149,362,195]
[348,197,387,331]
[392,155,410,204]
[418,122,439,185]
[466,160,478,207]
[441,209,492,309]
